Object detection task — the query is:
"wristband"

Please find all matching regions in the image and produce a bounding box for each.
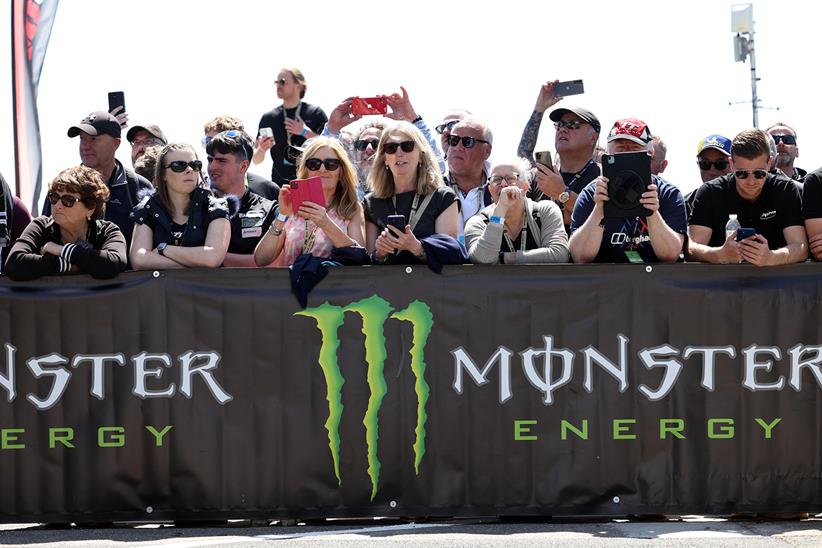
[489,215,504,225]
[300,127,308,137]
[276,213,289,223]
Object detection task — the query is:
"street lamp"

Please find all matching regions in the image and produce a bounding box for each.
[732,4,759,127]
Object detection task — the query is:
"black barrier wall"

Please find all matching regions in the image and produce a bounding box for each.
[1,264,821,522]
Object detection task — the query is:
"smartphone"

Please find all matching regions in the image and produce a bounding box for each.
[553,79,584,97]
[107,91,126,114]
[352,96,388,116]
[535,150,553,170]
[736,227,757,241]
[259,127,274,139]
[602,151,651,218]
[289,176,326,213]
[386,214,406,233]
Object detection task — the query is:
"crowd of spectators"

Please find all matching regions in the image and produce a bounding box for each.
[2,69,820,280]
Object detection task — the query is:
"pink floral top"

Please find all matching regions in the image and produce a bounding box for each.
[275,209,350,266]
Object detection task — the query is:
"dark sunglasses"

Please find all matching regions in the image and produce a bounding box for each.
[354,139,379,151]
[553,119,585,130]
[447,135,489,149]
[772,134,797,145]
[304,158,341,171]
[47,191,82,208]
[734,169,768,180]
[384,141,416,154]
[275,78,288,85]
[165,160,203,173]
[697,159,730,171]
[435,120,459,134]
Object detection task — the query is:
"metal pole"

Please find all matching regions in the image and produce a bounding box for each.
[748,30,759,127]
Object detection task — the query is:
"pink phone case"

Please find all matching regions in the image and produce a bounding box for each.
[290,176,326,213]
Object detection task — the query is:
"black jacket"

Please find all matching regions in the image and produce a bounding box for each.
[5,216,127,281]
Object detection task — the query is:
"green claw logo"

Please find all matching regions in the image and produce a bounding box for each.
[295,295,433,500]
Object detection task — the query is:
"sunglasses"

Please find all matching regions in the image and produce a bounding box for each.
[275,78,288,85]
[488,174,521,185]
[354,139,379,151]
[772,134,797,145]
[384,141,416,154]
[734,169,768,180]
[435,120,459,134]
[47,191,82,208]
[697,159,730,171]
[553,119,585,130]
[447,135,489,149]
[305,158,341,171]
[165,160,203,173]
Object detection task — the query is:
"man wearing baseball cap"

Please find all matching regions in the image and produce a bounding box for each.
[516,82,602,231]
[126,124,167,167]
[569,117,687,264]
[685,134,735,216]
[43,111,153,247]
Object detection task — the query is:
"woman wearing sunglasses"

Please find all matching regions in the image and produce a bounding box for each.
[464,158,569,264]
[365,122,459,264]
[129,143,231,269]
[5,166,127,280]
[254,137,365,266]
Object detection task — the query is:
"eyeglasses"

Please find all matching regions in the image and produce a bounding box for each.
[47,191,81,208]
[772,134,797,145]
[435,120,459,134]
[275,78,288,85]
[447,135,489,149]
[734,168,768,180]
[488,174,521,185]
[165,160,203,173]
[354,139,379,151]
[697,159,730,171]
[132,138,163,148]
[305,158,341,171]
[553,119,585,130]
[384,141,416,154]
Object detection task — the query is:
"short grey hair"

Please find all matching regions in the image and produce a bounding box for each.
[453,116,494,145]
[490,157,532,181]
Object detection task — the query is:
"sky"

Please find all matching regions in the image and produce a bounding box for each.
[1,0,820,214]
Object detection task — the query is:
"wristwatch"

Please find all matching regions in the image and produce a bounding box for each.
[157,242,168,256]
[558,190,571,204]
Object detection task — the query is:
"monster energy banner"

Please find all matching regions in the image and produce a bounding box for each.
[1,264,822,522]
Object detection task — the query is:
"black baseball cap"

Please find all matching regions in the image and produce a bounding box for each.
[67,111,121,139]
[126,124,168,145]
[549,107,601,133]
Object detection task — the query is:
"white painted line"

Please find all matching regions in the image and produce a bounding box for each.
[254,522,455,540]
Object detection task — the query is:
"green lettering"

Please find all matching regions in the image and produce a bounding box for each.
[754,417,781,439]
[708,418,735,439]
[613,419,637,440]
[561,419,588,440]
[2,428,25,449]
[514,420,538,441]
[98,426,125,447]
[295,303,347,487]
[145,425,173,446]
[659,418,686,439]
[391,301,434,475]
[49,427,74,449]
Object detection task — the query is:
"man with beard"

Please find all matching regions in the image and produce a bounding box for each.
[766,123,806,182]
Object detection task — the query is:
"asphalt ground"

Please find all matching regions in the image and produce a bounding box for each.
[2,515,822,547]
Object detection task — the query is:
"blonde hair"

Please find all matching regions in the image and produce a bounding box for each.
[282,67,307,98]
[367,122,443,199]
[296,137,360,220]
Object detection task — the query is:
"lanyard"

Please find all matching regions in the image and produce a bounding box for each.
[285,102,304,149]
[391,193,424,231]
[502,214,528,253]
[565,160,597,188]
[302,219,319,254]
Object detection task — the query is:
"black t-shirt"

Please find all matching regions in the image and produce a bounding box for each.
[689,172,803,249]
[802,168,822,219]
[363,186,458,240]
[247,172,280,202]
[228,190,276,255]
[257,102,328,185]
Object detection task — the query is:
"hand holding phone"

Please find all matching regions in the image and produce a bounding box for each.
[735,227,757,241]
[535,150,553,170]
[386,214,407,234]
[259,127,274,139]
[108,91,127,128]
[290,176,326,215]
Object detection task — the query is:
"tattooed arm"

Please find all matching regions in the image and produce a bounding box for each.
[516,80,562,161]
